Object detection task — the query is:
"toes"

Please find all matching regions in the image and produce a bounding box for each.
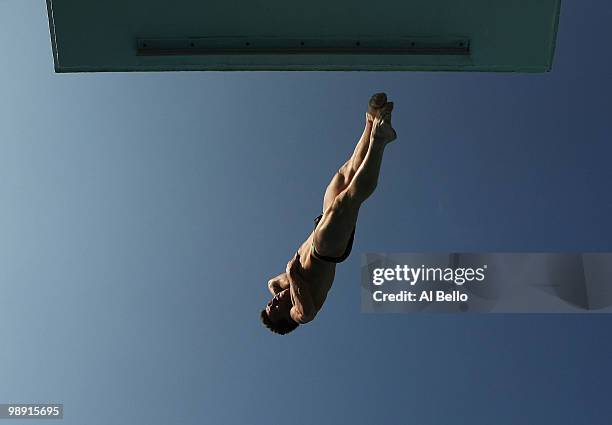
[369,92,388,109]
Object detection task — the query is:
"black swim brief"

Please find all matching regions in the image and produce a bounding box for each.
[310,213,356,263]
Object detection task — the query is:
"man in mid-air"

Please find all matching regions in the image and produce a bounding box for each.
[261,93,398,335]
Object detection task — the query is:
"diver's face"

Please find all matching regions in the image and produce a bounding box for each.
[266,288,292,322]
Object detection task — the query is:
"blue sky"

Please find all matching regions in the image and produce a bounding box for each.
[1,1,611,424]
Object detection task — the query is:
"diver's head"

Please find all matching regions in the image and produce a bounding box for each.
[260,288,299,335]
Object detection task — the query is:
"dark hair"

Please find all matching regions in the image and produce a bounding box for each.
[260,309,299,335]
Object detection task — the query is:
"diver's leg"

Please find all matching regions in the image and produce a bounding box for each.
[313,140,391,259]
[322,120,373,212]
[322,100,394,212]
[313,124,396,257]
[314,101,396,258]
[346,94,389,178]
[313,141,389,258]
[344,140,388,204]
[345,107,396,204]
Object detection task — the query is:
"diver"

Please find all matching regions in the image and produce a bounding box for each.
[261,93,398,335]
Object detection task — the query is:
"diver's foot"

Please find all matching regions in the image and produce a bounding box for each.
[370,102,397,146]
[366,92,388,123]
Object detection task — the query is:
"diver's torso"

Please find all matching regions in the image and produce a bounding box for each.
[297,231,336,311]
